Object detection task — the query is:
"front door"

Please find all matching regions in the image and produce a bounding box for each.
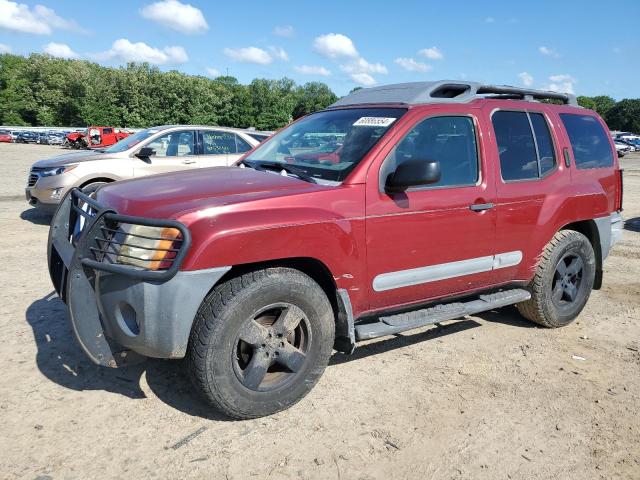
[365,112,498,311]
[133,129,198,177]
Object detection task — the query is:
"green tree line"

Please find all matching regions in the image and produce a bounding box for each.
[2,53,639,132]
[0,53,338,130]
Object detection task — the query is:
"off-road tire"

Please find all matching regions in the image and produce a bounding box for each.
[187,268,335,419]
[517,230,596,327]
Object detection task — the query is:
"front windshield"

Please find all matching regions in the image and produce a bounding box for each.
[245,108,406,182]
[102,128,160,153]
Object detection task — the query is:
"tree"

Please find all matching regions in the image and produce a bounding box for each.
[605,99,640,132]
[292,82,338,119]
[577,95,616,118]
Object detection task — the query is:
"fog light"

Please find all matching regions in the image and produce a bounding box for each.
[50,188,63,200]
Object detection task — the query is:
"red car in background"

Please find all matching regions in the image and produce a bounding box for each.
[65,126,131,149]
[0,132,12,143]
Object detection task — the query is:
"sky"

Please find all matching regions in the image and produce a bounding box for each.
[0,0,638,98]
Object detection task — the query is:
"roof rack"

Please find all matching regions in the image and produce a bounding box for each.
[329,80,578,108]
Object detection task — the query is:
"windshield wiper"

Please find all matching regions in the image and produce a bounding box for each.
[241,160,317,184]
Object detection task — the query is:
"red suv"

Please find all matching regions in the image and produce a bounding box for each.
[48,80,623,419]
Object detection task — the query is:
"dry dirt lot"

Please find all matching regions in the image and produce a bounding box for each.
[0,143,639,480]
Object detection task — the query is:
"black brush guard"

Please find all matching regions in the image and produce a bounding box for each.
[47,188,191,367]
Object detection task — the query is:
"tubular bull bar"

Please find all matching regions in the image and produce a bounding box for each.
[47,188,198,367]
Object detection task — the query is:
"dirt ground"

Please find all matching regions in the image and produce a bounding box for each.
[0,142,639,480]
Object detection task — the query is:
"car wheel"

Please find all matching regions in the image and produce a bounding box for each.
[188,268,335,419]
[517,230,596,328]
[80,181,108,196]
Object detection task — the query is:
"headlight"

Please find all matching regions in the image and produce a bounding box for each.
[39,164,78,177]
[116,225,181,270]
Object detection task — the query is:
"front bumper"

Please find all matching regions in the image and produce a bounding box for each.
[26,171,75,209]
[48,189,230,367]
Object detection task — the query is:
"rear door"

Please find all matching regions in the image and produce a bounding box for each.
[198,130,240,167]
[488,106,567,284]
[133,129,198,177]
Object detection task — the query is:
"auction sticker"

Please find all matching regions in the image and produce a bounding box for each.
[353,117,397,127]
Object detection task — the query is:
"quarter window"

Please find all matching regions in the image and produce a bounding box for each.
[559,113,614,169]
[236,135,253,153]
[492,111,556,181]
[383,116,479,188]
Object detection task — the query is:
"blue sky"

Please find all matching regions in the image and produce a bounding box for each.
[1,0,638,98]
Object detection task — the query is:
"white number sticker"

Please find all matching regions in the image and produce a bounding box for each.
[353,117,396,127]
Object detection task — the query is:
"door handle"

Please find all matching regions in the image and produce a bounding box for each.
[469,202,494,211]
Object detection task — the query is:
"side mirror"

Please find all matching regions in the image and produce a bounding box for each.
[135,147,156,161]
[385,159,441,193]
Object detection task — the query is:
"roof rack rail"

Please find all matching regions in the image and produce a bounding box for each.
[329,80,578,108]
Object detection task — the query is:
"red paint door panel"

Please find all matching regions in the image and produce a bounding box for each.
[365,109,497,311]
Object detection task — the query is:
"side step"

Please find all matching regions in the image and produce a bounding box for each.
[354,288,531,341]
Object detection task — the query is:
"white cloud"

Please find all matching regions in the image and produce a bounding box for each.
[43,42,79,59]
[418,47,443,60]
[539,46,560,58]
[341,57,387,75]
[269,46,289,62]
[293,65,331,76]
[140,0,208,34]
[547,74,577,94]
[206,67,220,77]
[273,25,294,37]
[0,43,11,53]
[313,33,358,59]
[517,71,533,87]
[224,46,272,65]
[0,0,84,35]
[485,16,495,23]
[99,39,188,65]
[350,73,376,86]
[394,57,431,73]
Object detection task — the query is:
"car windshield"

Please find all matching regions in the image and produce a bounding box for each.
[102,128,159,153]
[244,108,406,183]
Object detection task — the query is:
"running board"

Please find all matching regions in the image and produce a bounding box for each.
[354,288,531,341]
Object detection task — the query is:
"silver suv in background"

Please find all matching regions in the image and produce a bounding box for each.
[25,125,269,213]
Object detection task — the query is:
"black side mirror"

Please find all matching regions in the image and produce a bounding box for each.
[135,147,156,161]
[385,159,441,193]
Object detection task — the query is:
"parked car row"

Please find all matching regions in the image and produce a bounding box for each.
[612,131,640,156]
[0,128,83,144]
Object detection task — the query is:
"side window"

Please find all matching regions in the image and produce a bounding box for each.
[383,116,478,188]
[202,131,237,155]
[235,134,253,153]
[492,111,557,181]
[492,111,539,181]
[146,130,195,157]
[559,113,614,169]
[530,113,556,175]
[102,128,113,135]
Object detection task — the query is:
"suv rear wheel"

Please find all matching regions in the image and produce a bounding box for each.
[517,230,596,327]
[187,268,335,419]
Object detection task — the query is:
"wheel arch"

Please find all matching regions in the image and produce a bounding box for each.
[79,177,116,189]
[560,219,603,289]
[213,257,355,354]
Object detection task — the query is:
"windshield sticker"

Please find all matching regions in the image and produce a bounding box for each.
[353,117,397,127]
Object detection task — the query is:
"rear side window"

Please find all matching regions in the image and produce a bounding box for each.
[102,128,113,134]
[560,114,614,169]
[492,111,557,181]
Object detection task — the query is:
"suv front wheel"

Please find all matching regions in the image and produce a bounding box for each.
[517,230,596,327]
[187,268,335,419]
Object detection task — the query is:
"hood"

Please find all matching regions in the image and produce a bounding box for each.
[96,166,328,219]
[32,150,106,168]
